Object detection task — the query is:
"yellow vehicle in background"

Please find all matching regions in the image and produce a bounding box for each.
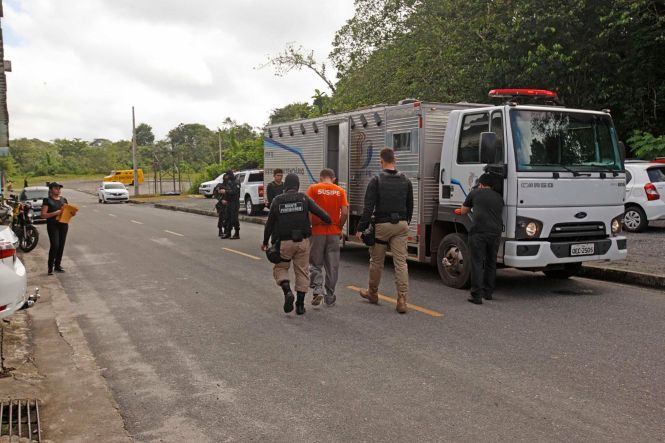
[103,169,144,186]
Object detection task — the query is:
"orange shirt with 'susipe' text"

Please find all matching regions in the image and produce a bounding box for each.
[307,182,349,236]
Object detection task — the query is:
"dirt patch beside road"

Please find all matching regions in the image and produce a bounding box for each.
[0,248,131,442]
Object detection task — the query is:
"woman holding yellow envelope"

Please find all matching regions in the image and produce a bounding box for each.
[41,182,77,275]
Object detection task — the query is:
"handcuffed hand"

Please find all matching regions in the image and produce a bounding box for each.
[355,231,362,240]
[260,244,268,252]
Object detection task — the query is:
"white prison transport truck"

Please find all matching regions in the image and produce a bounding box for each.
[263,89,627,288]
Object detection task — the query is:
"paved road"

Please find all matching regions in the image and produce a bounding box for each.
[35,190,665,442]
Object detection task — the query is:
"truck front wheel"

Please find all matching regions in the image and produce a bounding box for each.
[437,233,471,289]
[543,263,582,279]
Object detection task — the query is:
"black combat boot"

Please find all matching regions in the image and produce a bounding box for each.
[295,292,306,315]
[281,281,294,313]
[231,230,239,240]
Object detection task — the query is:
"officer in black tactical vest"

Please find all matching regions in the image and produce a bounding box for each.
[356,148,414,314]
[262,173,332,315]
[221,170,241,239]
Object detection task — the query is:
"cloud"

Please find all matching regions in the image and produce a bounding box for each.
[3,0,355,141]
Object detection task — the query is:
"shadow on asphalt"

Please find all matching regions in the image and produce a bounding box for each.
[340,244,607,300]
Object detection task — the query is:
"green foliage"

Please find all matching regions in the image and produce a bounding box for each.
[627,131,665,159]
[269,102,312,124]
[330,0,665,138]
[135,123,155,146]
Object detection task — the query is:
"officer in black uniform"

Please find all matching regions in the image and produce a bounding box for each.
[460,173,504,304]
[262,173,332,315]
[213,173,228,238]
[222,170,241,239]
[356,147,414,314]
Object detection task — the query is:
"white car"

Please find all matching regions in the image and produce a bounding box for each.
[235,169,265,216]
[198,173,225,198]
[623,161,665,232]
[98,182,129,203]
[0,225,27,320]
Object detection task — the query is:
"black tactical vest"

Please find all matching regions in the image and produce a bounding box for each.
[374,171,410,223]
[274,192,312,241]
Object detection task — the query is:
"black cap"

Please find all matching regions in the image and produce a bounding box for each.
[478,174,493,187]
[48,182,64,189]
[284,173,300,191]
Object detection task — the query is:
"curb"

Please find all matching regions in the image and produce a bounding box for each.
[580,264,665,290]
[152,203,267,226]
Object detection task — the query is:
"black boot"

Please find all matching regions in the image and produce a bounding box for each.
[296,292,306,315]
[467,296,483,305]
[281,281,294,313]
[231,230,239,240]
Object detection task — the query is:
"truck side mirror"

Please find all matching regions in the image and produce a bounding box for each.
[618,141,626,165]
[479,132,497,164]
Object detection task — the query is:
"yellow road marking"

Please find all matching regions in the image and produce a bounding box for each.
[223,247,261,261]
[347,285,443,317]
[164,229,184,237]
[131,220,143,225]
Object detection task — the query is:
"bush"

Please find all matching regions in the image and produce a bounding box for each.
[627,131,665,160]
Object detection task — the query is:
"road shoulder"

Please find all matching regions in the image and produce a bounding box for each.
[4,248,132,442]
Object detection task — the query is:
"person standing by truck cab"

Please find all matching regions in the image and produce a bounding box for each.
[41,182,69,275]
[266,168,284,208]
[307,168,349,307]
[261,173,331,315]
[459,173,504,305]
[214,173,228,238]
[222,170,240,239]
[355,148,413,314]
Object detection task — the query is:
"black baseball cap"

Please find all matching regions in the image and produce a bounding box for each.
[48,182,64,189]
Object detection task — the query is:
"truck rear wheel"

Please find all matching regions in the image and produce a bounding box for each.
[543,263,582,279]
[437,233,471,289]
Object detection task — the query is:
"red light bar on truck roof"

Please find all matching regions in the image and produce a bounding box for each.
[488,89,558,98]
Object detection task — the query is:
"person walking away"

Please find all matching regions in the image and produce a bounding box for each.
[307,168,348,306]
[222,170,241,239]
[261,173,331,315]
[355,148,413,314]
[41,182,69,275]
[459,173,504,304]
[266,168,284,208]
[213,174,228,238]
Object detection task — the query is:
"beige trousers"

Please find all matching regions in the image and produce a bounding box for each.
[273,238,310,293]
[369,221,409,295]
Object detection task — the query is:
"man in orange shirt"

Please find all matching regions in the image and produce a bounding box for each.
[307,168,349,306]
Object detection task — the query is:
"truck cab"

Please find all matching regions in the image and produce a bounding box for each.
[434,89,627,287]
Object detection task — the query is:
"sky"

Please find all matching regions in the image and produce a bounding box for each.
[2,0,356,141]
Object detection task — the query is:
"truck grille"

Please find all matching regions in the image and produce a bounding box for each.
[548,222,606,241]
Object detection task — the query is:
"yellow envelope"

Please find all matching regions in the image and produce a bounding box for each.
[57,203,79,224]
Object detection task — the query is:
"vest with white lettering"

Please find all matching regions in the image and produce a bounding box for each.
[273,191,312,241]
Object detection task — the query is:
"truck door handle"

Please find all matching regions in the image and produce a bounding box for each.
[440,168,445,184]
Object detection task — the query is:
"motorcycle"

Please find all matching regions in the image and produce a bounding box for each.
[10,199,39,252]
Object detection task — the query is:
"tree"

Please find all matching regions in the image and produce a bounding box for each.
[268,102,312,124]
[135,123,155,146]
[261,43,336,92]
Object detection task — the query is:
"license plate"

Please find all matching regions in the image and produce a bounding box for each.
[570,243,595,256]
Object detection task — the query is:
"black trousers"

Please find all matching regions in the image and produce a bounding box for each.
[224,203,240,235]
[217,204,227,235]
[469,233,501,299]
[47,222,69,270]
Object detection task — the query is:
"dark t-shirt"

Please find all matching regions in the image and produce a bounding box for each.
[266,181,284,206]
[42,197,68,226]
[463,188,504,235]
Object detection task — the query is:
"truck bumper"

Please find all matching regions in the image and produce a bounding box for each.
[503,236,627,269]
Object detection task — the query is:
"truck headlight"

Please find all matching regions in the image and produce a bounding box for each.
[526,222,539,237]
[611,215,622,235]
[516,216,543,239]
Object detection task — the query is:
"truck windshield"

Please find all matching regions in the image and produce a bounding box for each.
[510,110,621,172]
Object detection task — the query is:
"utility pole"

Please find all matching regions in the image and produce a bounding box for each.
[131,106,138,196]
[217,127,222,164]
[0,1,11,201]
